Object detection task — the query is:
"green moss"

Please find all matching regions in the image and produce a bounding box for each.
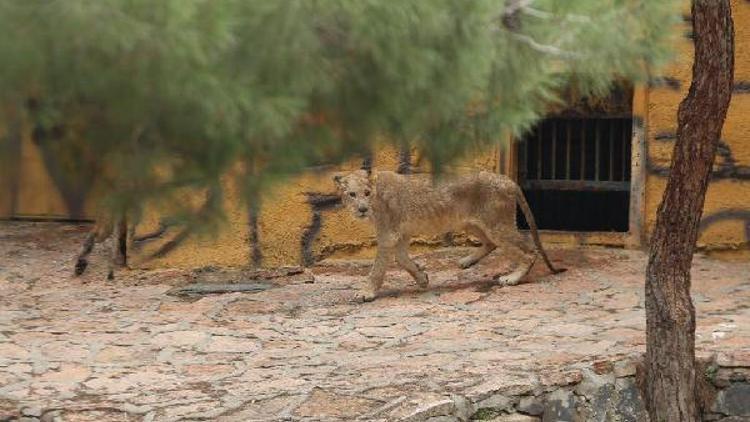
[470,408,501,420]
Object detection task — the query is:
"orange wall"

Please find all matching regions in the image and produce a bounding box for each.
[645,0,750,252]
[5,1,750,267]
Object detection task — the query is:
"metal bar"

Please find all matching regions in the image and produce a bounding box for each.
[565,120,571,180]
[622,120,627,181]
[519,137,528,182]
[550,113,634,119]
[537,124,542,180]
[609,121,615,181]
[580,120,586,180]
[551,120,557,179]
[595,120,600,181]
[625,119,632,181]
[521,179,631,192]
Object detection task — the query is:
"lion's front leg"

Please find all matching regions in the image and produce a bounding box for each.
[359,246,393,302]
[359,231,399,302]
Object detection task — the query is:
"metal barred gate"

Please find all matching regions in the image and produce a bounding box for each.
[517,117,633,232]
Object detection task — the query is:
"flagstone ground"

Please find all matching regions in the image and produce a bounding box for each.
[0,222,748,421]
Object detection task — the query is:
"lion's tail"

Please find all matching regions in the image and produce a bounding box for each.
[515,187,566,274]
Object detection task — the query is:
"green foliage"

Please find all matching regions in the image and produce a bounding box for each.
[0,0,681,223]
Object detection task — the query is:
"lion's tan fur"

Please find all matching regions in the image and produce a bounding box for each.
[334,169,562,301]
[74,212,133,280]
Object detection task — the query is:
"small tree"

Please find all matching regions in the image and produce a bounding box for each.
[0,0,681,221]
[643,1,734,421]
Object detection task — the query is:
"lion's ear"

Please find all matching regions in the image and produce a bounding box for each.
[332,174,343,188]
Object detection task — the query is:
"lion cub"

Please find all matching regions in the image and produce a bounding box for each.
[334,170,564,301]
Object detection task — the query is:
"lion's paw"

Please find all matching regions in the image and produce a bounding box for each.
[458,256,477,269]
[496,266,530,286]
[355,288,377,303]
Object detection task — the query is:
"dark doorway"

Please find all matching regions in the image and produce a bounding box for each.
[517,117,633,232]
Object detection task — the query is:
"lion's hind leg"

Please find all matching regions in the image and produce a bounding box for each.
[486,226,536,286]
[458,223,496,269]
[496,254,536,286]
[74,218,119,281]
[104,235,118,281]
[74,231,97,276]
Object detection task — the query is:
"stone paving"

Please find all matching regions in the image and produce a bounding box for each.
[0,222,749,421]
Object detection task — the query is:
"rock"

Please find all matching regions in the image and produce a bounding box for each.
[615,378,647,422]
[592,360,613,375]
[716,351,750,367]
[715,383,750,416]
[572,368,615,422]
[542,389,575,422]
[574,369,614,400]
[715,368,750,387]
[476,394,513,412]
[539,370,583,388]
[613,360,637,378]
[39,410,63,422]
[401,398,455,422]
[451,395,474,421]
[490,414,540,422]
[517,396,544,416]
[22,407,43,417]
[467,376,537,402]
[426,417,459,422]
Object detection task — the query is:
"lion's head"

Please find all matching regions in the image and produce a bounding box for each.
[333,170,373,220]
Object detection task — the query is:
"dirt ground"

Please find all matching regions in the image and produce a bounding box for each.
[0,222,749,421]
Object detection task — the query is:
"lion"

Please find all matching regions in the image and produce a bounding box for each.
[74,213,133,281]
[333,169,565,301]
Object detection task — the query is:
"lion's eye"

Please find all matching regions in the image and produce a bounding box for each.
[364,190,370,197]
[348,192,356,197]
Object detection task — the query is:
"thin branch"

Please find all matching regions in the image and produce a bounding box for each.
[131,220,170,245]
[521,7,591,24]
[519,6,552,19]
[493,1,583,59]
[510,33,578,58]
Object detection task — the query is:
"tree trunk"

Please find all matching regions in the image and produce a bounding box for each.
[644,1,734,421]
[116,216,128,267]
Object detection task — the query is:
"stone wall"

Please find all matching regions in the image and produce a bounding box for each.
[394,353,750,422]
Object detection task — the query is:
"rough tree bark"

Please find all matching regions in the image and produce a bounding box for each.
[644,1,734,421]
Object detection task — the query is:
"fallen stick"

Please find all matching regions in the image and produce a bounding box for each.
[166,282,275,297]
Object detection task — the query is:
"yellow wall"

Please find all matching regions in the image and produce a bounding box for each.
[5,0,750,267]
[129,144,500,269]
[1,124,97,220]
[645,0,750,252]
